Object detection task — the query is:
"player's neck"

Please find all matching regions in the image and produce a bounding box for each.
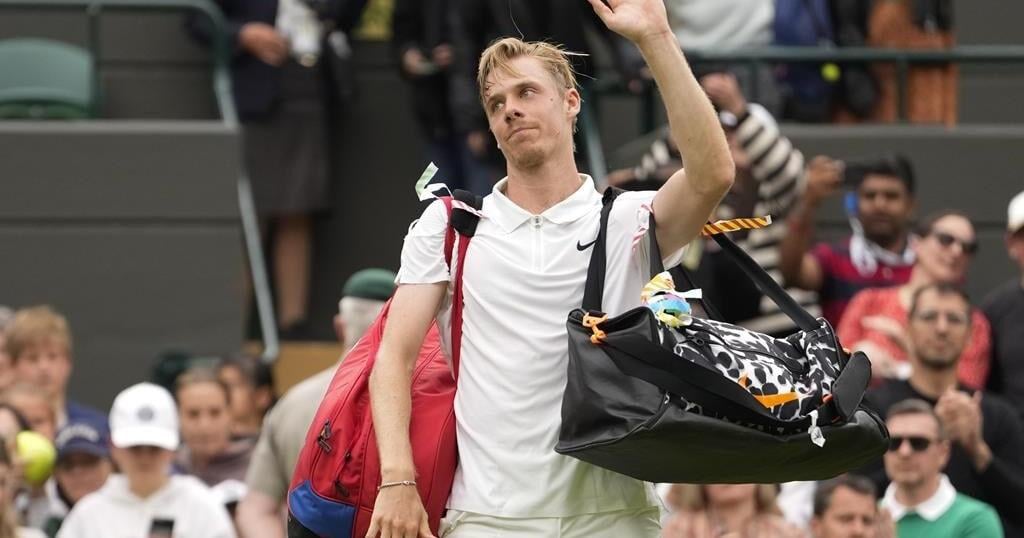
[505,154,581,215]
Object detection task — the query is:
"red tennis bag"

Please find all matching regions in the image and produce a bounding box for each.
[287,192,481,537]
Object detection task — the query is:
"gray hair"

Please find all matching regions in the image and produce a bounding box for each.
[338,296,387,348]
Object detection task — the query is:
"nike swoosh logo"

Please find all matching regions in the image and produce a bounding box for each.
[576,238,598,251]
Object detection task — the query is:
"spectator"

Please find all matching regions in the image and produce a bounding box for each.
[780,155,916,327]
[0,307,16,393]
[609,72,814,335]
[881,399,1002,537]
[0,441,46,538]
[983,190,1024,418]
[56,382,235,538]
[0,385,55,442]
[864,283,1024,537]
[174,368,255,493]
[215,356,274,439]
[40,419,113,537]
[867,0,956,124]
[663,0,780,113]
[810,475,893,538]
[839,211,991,387]
[235,268,394,538]
[187,0,369,338]
[2,307,105,430]
[392,0,498,195]
[662,484,805,537]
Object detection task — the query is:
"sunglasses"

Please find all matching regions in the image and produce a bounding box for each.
[931,231,978,255]
[888,436,934,452]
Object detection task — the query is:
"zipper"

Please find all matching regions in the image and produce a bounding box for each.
[317,420,333,453]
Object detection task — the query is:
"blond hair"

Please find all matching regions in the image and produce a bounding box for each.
[669,484,782,515]
[4,305,72,362]
[477,37,579,106]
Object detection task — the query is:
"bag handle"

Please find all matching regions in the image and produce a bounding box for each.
[582,187,820,333]
[706,229,821,332]
[441,190,483,379]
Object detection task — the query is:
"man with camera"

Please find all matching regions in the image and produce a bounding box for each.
[779,155,917,327]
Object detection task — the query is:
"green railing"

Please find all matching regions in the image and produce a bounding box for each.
[591,45,1024,136]
[0,0,280,363]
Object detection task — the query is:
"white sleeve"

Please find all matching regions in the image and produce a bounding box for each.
[606,190,686,272]
[396,200,450,285]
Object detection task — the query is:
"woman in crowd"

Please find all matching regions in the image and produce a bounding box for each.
[175,369,255,492]
[0,308,16,393]
[838,210,991,388]
[662,484,805,538]
[215,356,274,439]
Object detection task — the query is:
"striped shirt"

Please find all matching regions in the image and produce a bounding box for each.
[631,104,817,334]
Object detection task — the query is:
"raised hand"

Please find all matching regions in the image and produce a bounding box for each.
[586,0,672,46]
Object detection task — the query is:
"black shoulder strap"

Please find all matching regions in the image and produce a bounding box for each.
[708,229,821,332]
[581,188,619,312]
[582,188,664,313]
[450,189,483,237]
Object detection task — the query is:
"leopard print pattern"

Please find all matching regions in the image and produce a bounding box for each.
[661,317,842,423]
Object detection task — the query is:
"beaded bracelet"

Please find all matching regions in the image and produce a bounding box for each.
[378,480,417,491]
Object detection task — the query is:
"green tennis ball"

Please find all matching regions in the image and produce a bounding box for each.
[16,431,56,486]
[822,63,841,83]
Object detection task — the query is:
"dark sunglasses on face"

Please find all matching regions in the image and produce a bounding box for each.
[931,231,978,255]
[889,435,934,452]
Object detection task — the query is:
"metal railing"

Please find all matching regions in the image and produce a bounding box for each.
[0,0,280,363]
[591,44,1024,134]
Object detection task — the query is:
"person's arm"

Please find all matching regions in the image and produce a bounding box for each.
[236,403,289,538]
[778,157,842,290]
[966,400,1024,525]
[957,311,992,390]
[589,0,734,255]
[366,283,446,538]
[236,489,285,538]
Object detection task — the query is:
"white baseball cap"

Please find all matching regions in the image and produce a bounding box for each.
[1009,190,1024,234]
[109,382,179,450]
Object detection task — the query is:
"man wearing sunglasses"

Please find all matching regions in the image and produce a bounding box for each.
[880,399,1003,537]
[863,282,1024,537]
[983,189,1024,420]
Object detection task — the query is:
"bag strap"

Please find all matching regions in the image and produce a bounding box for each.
[582,187,820,332]
[582,188,663,312]
[440,190,483,379]
[707,229,821,332]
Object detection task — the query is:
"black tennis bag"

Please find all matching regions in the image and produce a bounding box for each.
[555,188,889,483]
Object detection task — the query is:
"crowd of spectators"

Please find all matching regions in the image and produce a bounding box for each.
[0,268,397,537]
[1,0,1015,537]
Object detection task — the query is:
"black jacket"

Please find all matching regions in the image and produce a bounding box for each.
[187,0,367,120]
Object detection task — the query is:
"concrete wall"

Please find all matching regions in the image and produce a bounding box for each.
[0,122,245,410]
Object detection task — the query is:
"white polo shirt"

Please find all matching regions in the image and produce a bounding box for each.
[398,175,681,518]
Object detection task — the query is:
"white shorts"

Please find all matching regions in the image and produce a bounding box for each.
[438,507,662,537]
